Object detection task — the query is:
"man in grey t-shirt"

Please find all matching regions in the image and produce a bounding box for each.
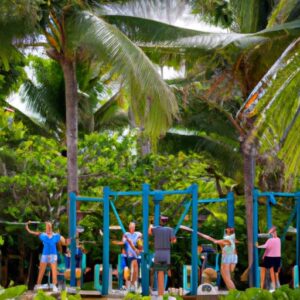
[149,216,176,298]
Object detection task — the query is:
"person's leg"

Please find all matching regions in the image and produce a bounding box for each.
[157,270,164,296]
[50,262,58,285]
[260,267,266,289]
[269,267,276,290]
[130,259,138,285]
[221,264,235,290]
[37,262,47,284]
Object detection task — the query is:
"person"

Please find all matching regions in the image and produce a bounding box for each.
[149,216,176,299]
[256,226,281,291]
[122,222,142,291]
[64,242,84,287]
[25,221,66,292]
[214,227,237,290]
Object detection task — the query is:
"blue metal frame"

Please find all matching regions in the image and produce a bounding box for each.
[253,189,300,288]
[69,185,235,296]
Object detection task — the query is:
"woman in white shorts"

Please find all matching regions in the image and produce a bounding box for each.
[214,227,237,290]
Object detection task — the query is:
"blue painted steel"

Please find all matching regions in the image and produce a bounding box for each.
[191,184,198,295]
[150,189,191,196]
[227,192,235,227]
[259,192,295,197]
[174,201,192,235]
[141,184,150,296]
[109,200,126,234]
[198,198,228,204]
[75,196,103,202]
[153,191,163,226]
[296,193,300,272]
[253,189,260,288]
[268,194,277,205]
[102,187,110,295]
[94,264,102,291]
[69,192,77,287]
[294,265,299,288]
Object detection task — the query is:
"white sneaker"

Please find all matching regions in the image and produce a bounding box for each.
[34,284,43,291]
[52,285,58,292]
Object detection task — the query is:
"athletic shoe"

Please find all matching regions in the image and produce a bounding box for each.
[52,285,58,292]
[34,284,43,291]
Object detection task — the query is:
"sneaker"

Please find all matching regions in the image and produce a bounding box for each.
[34,284,43,291]
[52,285,58,292]
[276,281,281,288]
[129,285,135,292]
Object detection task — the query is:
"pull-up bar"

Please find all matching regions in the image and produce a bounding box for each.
[252,189,300,288]
[68,184,235,296]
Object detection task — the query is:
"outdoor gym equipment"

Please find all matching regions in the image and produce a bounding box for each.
[253,189,300,288]
[69,184,235,296]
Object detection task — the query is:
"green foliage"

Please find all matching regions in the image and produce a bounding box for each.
[0,285,27,300]
[221,286,300,299]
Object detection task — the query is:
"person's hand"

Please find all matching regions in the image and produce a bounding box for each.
[255,242,259,247]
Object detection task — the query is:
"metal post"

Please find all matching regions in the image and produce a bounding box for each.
[102,186,110,295]
[69,192,77,287]
[142,184,150,296]
[253,188,260,287]
[191,184,198,295]
[296,192,300,277]
[153,191,163,226]
[227,192,235,227]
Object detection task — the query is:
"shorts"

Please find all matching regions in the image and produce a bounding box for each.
[261,256,281,272]
[154,249,170,264]
[41,255,58,264]
[222,254,238,264]
[127,256,138,268]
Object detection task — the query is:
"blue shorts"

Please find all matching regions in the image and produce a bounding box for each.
[41,255,58,263]
[222,254,238,264]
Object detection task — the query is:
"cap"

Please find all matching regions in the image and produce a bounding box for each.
[160,215,168,221]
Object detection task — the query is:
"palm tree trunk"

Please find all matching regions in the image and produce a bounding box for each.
[242,141,256,287]
[61,59,79,195]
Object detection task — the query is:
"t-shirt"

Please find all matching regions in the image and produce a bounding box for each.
[123,231,142,258]
[222,234,236,255]
[39,233,61,255]
[259,237,281,257]
[152,226,175,250]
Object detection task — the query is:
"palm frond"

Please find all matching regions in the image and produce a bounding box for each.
[68,10,178,141]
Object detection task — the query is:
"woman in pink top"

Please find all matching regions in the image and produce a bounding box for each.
[256,226,281,291]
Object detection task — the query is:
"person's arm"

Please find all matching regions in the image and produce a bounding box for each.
[171,228,176,243]
[214,239,231,246]
[256,241,267,248]
[25,221,41,236]
[124,235,140,254]
[148,224,153,236]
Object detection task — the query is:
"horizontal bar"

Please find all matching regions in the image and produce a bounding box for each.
[259,192,296,198]
[76,196,103,202]
[198,198,228,204]
[150,189,192,196]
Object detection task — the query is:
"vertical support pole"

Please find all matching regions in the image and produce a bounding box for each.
[69,192,77,287]
[296,192,300,281]
[102,186,110,295]
[142,184,150,296]
[227,192,235,228]
[253,188,260,287]
[153,191,163,226]
[267,195,272,230]
[191,184,198,295]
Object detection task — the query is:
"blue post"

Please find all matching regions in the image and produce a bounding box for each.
[227,192,235,227]
[253,188,260,287]
[102,187,110,295]
[142,184,150,296]
[153,191,163,226]
[191,184,198,295]
[267,195,273,230]
[69,192,77,287]
[296,192,300,279]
